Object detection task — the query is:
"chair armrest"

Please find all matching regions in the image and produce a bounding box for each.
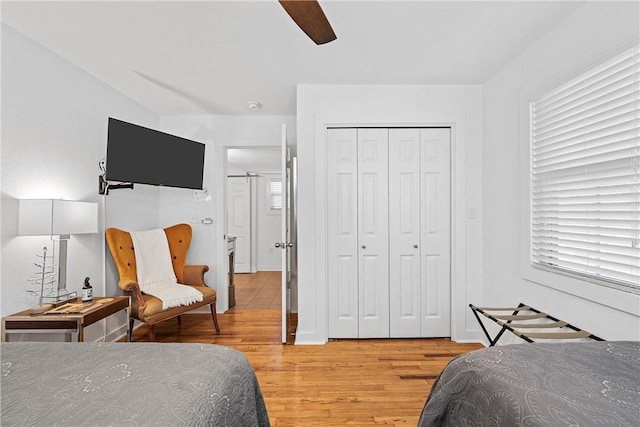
[183,264,210,287]
[117,279,146,307]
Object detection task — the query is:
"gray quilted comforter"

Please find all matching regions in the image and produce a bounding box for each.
[1,342,270,426]
[418,341,640,427]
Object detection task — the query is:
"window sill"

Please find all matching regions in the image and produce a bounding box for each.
[522,264,640,317]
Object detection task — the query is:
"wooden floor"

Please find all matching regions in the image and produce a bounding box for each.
[130,309,483,426]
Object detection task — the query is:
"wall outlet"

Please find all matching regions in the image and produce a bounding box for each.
[192,189,211,201]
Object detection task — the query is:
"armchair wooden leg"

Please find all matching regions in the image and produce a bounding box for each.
[147,324,156,341]
[129,318,135,342]
[210,304,221,334]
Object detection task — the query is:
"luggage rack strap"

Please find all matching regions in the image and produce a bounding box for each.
[498,320,568,329]
[516,330,592,339]
[491,313,547,321]
[476,306,531,311]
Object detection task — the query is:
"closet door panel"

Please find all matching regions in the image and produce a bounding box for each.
[361,252,381,318]
[327,128,359,338]
[389,129,422,337]
[420,128,451,337]
[357,128,389,338]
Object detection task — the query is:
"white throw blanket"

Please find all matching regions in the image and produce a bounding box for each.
[130,228,203,310]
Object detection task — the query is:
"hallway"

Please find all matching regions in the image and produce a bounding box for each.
[231,271,281,310]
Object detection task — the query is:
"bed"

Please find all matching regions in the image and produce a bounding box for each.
[1,342,270,426]
[418,341,640,427]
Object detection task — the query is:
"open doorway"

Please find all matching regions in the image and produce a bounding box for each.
[225,147,298,339]
[227,147,281,310]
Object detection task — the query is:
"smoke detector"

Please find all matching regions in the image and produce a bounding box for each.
[247,101,263,111]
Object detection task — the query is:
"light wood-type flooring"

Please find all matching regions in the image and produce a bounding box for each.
[231,271,282,310]
[130,274,483,425]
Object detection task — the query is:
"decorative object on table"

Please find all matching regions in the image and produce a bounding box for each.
[81,277,93,302]
[26,246,61,313]
[19,199,98,307]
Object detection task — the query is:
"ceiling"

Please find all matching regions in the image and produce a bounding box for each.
[2,0,585,116]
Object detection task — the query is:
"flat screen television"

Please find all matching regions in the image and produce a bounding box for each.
[105,118,205,190]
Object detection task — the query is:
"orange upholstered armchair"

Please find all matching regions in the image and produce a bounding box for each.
[106,223,220,341]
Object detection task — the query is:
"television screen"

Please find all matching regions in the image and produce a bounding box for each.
[105,118,205,190]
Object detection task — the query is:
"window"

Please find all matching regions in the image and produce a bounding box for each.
[530,45,639,293]
[268,178,283,211]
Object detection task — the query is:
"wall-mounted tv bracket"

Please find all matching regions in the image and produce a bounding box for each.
[98,161,134,195]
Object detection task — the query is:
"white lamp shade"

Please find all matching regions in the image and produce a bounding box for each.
[19,199,98,236]
[18,199,53,235]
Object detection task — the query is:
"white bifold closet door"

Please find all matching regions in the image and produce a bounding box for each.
[327,128,389,338]
[327,127,450,339]
[388,128,451,337]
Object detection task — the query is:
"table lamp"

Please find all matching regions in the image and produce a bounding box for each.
[19,199,98,307]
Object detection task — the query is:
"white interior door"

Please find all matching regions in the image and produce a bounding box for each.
[420,128,451,336]
[389,128,422,337]
[280,124,290,344]
[357,128,389,338]
[327,128,359,338]
[228,177,251,273]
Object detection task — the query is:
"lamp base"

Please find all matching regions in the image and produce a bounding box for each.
[41,291,78,305]
[29,304,54,315]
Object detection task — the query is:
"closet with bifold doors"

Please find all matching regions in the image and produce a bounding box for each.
[327,127,451,339]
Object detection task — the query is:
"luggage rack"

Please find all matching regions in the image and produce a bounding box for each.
[469,303,604,346]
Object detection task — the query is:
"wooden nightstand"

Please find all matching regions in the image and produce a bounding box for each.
[2,296,130,342]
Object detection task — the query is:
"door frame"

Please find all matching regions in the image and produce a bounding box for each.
[215,145,287,313]
[305,116,469,344]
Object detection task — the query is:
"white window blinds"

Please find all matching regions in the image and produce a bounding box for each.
[269,179,283,210]
[530,45,640,291]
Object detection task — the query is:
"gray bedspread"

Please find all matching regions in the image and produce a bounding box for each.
[418,341,640,427]
[1,342,270,426]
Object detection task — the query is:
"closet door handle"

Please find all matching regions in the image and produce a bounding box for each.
[361,245,367,249]
[413,244,419,249]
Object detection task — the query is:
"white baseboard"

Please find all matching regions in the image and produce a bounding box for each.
[256,265,282,272]
[293,331,326,345]
[453,338,486,346]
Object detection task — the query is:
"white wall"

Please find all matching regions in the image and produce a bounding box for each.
[295,84,483,344]
[158,115,295,311]
[104,185,160,299]
[1,24,158,340]
[482,1,640,342]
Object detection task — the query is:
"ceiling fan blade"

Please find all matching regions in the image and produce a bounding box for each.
[279,0,336,45]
